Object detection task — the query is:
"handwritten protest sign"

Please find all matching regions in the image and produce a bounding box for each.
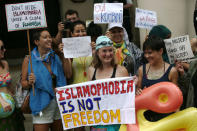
[135,8,157,29]
[94,3,123,23]
[56,77,135,130]
[164,35,195,64]
[62,36,92,58]
[5,1,47,32]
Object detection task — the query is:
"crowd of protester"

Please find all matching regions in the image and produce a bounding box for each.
[0,1,197,131]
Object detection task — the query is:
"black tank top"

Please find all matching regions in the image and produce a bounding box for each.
[141,64,173,89]
[91,66,117,80]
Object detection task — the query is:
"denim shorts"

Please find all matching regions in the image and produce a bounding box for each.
[32,99,61,124]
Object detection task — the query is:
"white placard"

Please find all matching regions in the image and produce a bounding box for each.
[56,77,135,130]
[5,1,47,32]
[164,35,195,64]
[135,8,157,29]
[62,36,92,58]
[94,3,123,24]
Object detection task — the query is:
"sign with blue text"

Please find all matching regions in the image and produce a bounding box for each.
[5,1,47,32]
[56,77,136,130]
[94,3,123,24]
[135,8,157,29]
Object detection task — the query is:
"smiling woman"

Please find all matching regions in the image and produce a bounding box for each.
[88,36,129,131]
[21,29,67,131]
[136,36,178,122]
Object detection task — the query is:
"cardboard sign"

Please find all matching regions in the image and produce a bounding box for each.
[94,3,123,24]
[164,35,195,64]
[56,77,136,130]
[62,36,92,58]
[5,1,47,32]
[135,8,157,29]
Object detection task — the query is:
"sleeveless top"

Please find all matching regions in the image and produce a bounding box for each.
[0,72,11,88]
[92,66,117,80]
[91,65,120,131]
[142,64,173,89]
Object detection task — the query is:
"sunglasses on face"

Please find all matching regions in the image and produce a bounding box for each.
[0,46,5,51]
[97,41,113,46]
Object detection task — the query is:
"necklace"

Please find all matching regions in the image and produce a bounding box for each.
[79,57,87,77]
[146,62,165,79]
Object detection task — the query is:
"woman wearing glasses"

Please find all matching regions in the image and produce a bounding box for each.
[88,36,129,131]
[0,39,25,131]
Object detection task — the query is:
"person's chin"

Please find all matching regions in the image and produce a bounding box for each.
[46,45,52,49]
[104,59,112,63]
[115,40,122,43]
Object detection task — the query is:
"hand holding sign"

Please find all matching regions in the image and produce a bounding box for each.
[56,77,135,130]
[94,3,123,24]
[164,35,195,64]
[5,1,48,95]
[62,36,92,58]
[5,1,47,31]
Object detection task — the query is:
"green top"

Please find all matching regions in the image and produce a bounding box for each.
[71,56,92,84]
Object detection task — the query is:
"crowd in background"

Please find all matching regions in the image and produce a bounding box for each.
[0,0,197,131]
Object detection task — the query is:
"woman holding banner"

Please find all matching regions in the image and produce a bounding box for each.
[21,29,67,131]
[107,23,143,76]
[136,36,178,121]
[88,35,129,131]
[58,20,95,131]
[0,39,25,131]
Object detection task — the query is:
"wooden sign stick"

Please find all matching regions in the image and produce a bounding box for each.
[27,30,35,96]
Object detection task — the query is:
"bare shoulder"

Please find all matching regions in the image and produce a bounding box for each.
[87,66,95,81]
[138,65,143,73]
[1,60,8,66]
[164,62,177,74]
[23,56,29,65]
[169,65,178,85]
[1,60,9,70]
[116,65,129,77]
[170,66,178,74]
[88,66,95,74]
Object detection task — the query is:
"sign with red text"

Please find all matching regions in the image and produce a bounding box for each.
[5,1,47,32]
[135,8,157,29]
[164,35,195,64]
[94,3,123,23]
[62,36,92,58]
[56,77,135,130]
